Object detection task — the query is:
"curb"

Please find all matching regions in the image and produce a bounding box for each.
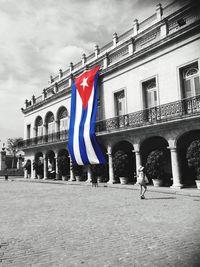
[4,177,200,198]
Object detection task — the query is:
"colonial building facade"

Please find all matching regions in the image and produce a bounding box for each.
[21,0,200,188]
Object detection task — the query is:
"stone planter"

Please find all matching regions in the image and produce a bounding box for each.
[62,175,68,181]
[75,176,82,182]
[119,177,128,185]
[195,180,200,189]
[152,179,163,187]
[97,176,104,183]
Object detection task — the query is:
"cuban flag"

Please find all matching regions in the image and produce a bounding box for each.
[68,66,106,165]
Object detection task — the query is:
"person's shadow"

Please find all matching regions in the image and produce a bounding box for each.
[145,197,176,200]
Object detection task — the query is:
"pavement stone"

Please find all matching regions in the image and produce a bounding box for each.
[0,180,200,267]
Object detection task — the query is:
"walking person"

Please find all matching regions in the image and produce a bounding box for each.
[137,165,148,199]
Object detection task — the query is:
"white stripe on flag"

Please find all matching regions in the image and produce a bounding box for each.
[83,85,100,164]
[73,91,84,165]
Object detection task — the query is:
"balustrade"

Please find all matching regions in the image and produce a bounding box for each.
[19,95,200,149]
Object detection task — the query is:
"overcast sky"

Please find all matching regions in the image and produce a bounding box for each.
[0,0,173,146]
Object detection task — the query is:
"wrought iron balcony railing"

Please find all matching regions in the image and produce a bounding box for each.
[95,95,200,132]
[19,95,200,149]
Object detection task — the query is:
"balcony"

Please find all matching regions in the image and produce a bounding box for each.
[19,95,200,149]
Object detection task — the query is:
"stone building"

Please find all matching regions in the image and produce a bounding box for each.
[20,0,200,188]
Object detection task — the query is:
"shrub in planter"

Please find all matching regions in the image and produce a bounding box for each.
[186,139,200,188]
[24,160,31,175]
[91,164,105,182]
[57,155,69,179]
[33,159,43,178]
[72,164,82,181]
[145,150,165,186]
[113,150,129,184]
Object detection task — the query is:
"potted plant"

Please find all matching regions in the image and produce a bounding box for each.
[145,150,165,186]
[113,150,129,184]
[33,159,43,179]
[186,139,200,189]
[91,164,105,183]
[73,164,82,182]
[24,160,31,178]
[57,155,69,181]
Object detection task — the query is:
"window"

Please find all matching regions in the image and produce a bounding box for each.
[48,122,55,134]
[60,118,69,131]
[181,62,200,98]
[143,78,158,108]
[114,90,125,116]
[27,124,31,139]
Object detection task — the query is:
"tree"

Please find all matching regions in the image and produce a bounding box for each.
[6,137,23,168]
[113,150,129,177]
[186,139,200,180]
[145,150,165,180]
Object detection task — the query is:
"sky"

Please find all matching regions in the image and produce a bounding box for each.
[0,0,173,146]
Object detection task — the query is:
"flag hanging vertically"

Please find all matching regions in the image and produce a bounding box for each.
[68,66,106,165]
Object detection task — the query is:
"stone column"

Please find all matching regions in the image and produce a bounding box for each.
[54,152,59,180]
[82,53,86,67]
[103,53,109,69]
[168,146,183,188]
[133,19,139,36]
[24,168,28,179]
[59,69,63,80]
[68,156,75,181]
[31,159,36,179]
[43,156,48,180]
[128,38,135,55]
[86,165,92,183]
[156,3,163,21]
[112,32,118,47]
[133,144,142,175]
[94,44,100,59]
[160,19,168,38]
[107,145,115,184]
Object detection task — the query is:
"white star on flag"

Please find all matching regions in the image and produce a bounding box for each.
[80,77,89,91]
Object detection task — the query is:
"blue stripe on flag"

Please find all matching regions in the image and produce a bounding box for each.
[79,105,90,165]
[68,82,77,164]
[89,72,106,164]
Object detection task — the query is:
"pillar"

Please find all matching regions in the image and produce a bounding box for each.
[82,53,86,67]
[69,62,74,73]
[24,168,28,179]
[103,53,109,69]
[68,156,75,181]
[43,156,47,180]
[86,165,92,183]
[112,32,118,47]
[107,145,115,184]
[133,19,139,36]
[59,69,63,80]
[31,159,36,179]
[94,44,100,59]
[54,152,59,180]
[168,146,183,188]
[128,38,135,55]
[156,3,163,21]
[160,19,168,38]
[133,144,142,175]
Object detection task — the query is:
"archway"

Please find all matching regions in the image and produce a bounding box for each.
[112,140,135,183]
[140,136,171,185]
[177,130,200,186]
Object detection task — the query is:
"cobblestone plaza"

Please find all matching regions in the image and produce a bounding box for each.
[0,180,200,266]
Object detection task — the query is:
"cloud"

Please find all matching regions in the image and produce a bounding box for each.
[0,0,173,143]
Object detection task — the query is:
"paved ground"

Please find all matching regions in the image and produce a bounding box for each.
[0,180,200,267]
